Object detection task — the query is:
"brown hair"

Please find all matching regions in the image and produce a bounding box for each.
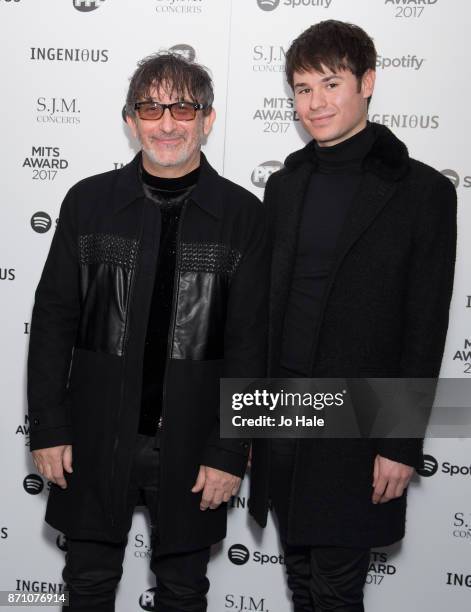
[285,20,377,91]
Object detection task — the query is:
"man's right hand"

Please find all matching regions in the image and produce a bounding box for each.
[32,445,73,490]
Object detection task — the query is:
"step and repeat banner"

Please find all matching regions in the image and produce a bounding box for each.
[1,1,470,611]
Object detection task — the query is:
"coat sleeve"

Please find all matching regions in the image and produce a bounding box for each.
[201,198,269,477]
[28,187,81,451]
[376,174,457,468]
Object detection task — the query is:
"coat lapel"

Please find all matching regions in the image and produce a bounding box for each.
[309,172,398,369]
[268,122,410,374]
[268,161,313,374]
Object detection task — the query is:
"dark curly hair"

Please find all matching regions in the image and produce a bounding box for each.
[125,52,214,118]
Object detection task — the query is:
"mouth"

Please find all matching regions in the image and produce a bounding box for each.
[310,113,335,124]
[151,135,184,146]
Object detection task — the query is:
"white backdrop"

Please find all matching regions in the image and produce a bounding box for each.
[1,1,470,611]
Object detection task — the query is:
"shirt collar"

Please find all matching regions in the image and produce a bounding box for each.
[112,151,222,219]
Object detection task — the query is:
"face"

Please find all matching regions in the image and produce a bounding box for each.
[126,85,215,177]
[293,65,375,147]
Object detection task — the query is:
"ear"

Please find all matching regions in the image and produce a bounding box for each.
[126,114,139,139]
[202,107,216,137]
[361,69,376,100]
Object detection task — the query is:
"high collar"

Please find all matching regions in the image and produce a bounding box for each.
[314,123,376,174]
[112,151,223,219]
[141,165,200,191]
[284,122,410,182]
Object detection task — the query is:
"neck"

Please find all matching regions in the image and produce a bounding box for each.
[313,122,375,174]
[316,118,368,148]
[142,151,201,178]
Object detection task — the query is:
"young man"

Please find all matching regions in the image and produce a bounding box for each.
[28,53,268,611]
[250,20,456,611]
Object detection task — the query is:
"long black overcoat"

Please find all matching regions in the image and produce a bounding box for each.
[28,153,268,553]
[249,123,457,548]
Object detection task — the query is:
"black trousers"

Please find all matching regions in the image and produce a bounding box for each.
[62,434,210,612]
[270,447,370,612]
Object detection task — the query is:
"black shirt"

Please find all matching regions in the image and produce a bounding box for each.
[280,124,376,377]
[139,166,200,435]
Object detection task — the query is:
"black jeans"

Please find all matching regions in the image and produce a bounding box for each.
[62,434,210,612]
[270,448,370,612]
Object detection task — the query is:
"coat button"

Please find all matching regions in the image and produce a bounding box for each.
[33,418,39,426]
[241,442,249,449]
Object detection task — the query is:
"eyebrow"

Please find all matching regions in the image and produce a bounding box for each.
[294,75,343,89]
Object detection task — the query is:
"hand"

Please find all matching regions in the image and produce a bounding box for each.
[372,454,414,504]
[32,445,73,490]
[247,444,252,469]
[191,465,241,511]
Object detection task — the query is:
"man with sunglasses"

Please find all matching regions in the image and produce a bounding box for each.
[28,52,268,611]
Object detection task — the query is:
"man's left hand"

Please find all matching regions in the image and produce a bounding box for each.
[191,466,241,511]
[372,455,414,504]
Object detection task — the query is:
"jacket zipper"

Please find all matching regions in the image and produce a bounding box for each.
[109,199,145,528]
[156,199,188,541]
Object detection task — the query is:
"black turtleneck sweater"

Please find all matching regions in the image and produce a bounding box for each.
[280,124,376,377]
[139,165,200,436]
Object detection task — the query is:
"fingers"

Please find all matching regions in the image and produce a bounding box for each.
[372,456,414,504]
[196,467,242,511]
[372,454,380,488]
[209,491,224,510]
[231,479,241,497]
[191,466,206,493]
[200,483,215,511]
[372,474,388,504]
[63,445,73,473]
[247,445,252,469]
[31,447,69,489]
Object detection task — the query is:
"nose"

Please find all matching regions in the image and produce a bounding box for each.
[159,107,178,132]
[309,88,327,111]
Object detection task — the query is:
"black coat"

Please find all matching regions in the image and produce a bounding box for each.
[249,123,456,548]
[28,153,268,553]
